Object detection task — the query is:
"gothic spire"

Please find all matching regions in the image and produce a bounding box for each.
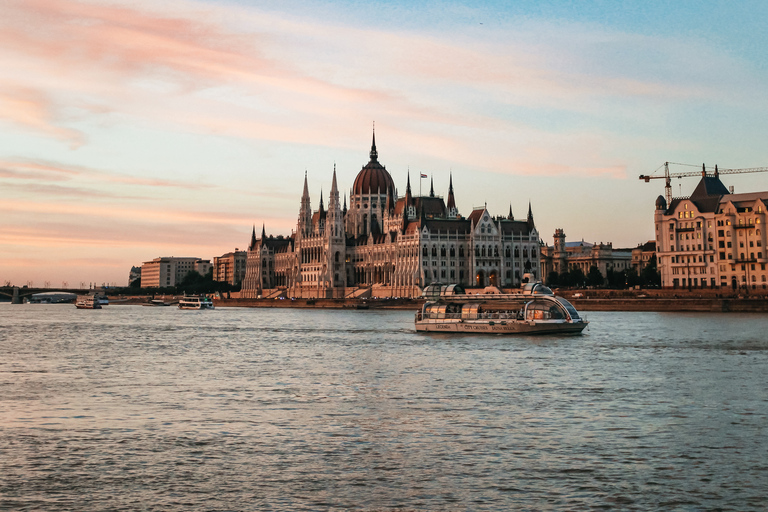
[446,172,456,215]
[250,224,257,250]
[429,175,434,197]
[405,170,413,206]
[508,204,514,220]
[261,222,266,239]
[330,164,339,209]
[302,170,309,201]
[319,188,324,213]
[527,201,534,228]
[343,193,347,215]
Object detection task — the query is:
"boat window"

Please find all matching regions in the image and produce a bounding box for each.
[461,303,481,320]
[522,283,553,295]
[425,304,448,319]
[525,300,566,321]
[556,298,580,320]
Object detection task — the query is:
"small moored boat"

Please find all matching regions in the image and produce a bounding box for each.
[415,283,588,335]
[178,295,215,310]
[143,299,171,306]
[75,296,102,309]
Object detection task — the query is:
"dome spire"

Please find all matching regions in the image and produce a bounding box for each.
[370,122,378,162]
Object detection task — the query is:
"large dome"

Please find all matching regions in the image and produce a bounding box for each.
[352,133,395,196]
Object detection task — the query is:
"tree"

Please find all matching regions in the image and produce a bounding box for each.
[606,268,627,288]
[562,267,586,288]
[587,265,604,287]
[625,268,640,289]
[546,271,560,287]
[640,255,661,287]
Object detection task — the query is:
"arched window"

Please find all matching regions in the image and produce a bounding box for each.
[441,247,446,257]
[481,246,486,257]
[514,248,520,258]
[505,246,511,258]
[531,248,537,258]
[459,246,464,258]
[475,245,480,257]
[432,246,437,257]
[422,246,428,257]
[494,246,499,257]
[450,247,455,257]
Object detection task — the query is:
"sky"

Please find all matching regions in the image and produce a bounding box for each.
[2,0,768,287]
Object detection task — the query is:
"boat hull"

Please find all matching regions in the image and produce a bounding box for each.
[75,302,101,310]
[415,319,587,335]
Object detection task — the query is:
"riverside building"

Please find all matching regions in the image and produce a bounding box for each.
[241,132,542,299]
[213,250,247,286]
[140,257,212,288]
[654,171,768,290]
[540,229,632,280]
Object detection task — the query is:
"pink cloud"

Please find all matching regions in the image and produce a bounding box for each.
[0,86,85,145]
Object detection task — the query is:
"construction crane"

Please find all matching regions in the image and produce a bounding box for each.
[639,162,768,205]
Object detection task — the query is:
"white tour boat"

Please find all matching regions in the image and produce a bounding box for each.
[415,283,588,335]
[75,296,102,309]
[178,295,215,310]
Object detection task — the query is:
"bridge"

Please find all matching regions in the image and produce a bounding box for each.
[0,286,91,304]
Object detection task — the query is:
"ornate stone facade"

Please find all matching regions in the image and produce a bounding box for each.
[540,230,632,280]
[653,173,768,290]
[241,133,541,298]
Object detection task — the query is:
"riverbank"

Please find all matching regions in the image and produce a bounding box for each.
[569,297,768,313]
[106,294,768,312]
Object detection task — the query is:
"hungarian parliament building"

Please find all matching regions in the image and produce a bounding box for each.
[241,132,542,298]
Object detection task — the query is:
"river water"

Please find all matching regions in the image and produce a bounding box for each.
[1,304,766,511]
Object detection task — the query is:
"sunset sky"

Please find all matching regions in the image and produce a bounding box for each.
[2,0,768,287]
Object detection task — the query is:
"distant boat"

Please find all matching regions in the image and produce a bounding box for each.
[143,299,171,307]
[75,296,102,309]
[178,296,215,310]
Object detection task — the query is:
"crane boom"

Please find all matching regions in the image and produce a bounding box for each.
[639,162,768,205]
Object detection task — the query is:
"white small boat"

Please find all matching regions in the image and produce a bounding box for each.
[143,299,171,307]
[178,295,215,310]
[75,296,102,309]
[415,283,588,335]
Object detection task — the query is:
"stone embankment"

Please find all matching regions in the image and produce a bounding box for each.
[567,297,768,313]
[107,291,768,312]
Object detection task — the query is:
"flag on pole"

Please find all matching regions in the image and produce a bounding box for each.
[420,173,427,179]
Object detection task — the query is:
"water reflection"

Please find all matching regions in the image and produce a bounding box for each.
[1,305,767,510]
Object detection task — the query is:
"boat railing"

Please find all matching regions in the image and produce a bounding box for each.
[421,310,523,321]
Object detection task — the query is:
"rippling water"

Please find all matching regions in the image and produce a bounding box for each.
[1,304,767,511]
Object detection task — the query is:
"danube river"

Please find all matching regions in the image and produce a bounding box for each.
[1,304,767,511]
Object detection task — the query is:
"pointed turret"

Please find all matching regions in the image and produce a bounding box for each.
[446,172,457,218]
[249,224,257,250]
[326,165,343,239]
[298,171,312,235]
[261,223,266,239]
[319,188,324,213]
[527,201,534,228]
[429,176,435,197]
[508,204,514,220]
[343,193,347,215]
[302,170,310,201]
[405,171,413,204]
[329,165,340,209]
